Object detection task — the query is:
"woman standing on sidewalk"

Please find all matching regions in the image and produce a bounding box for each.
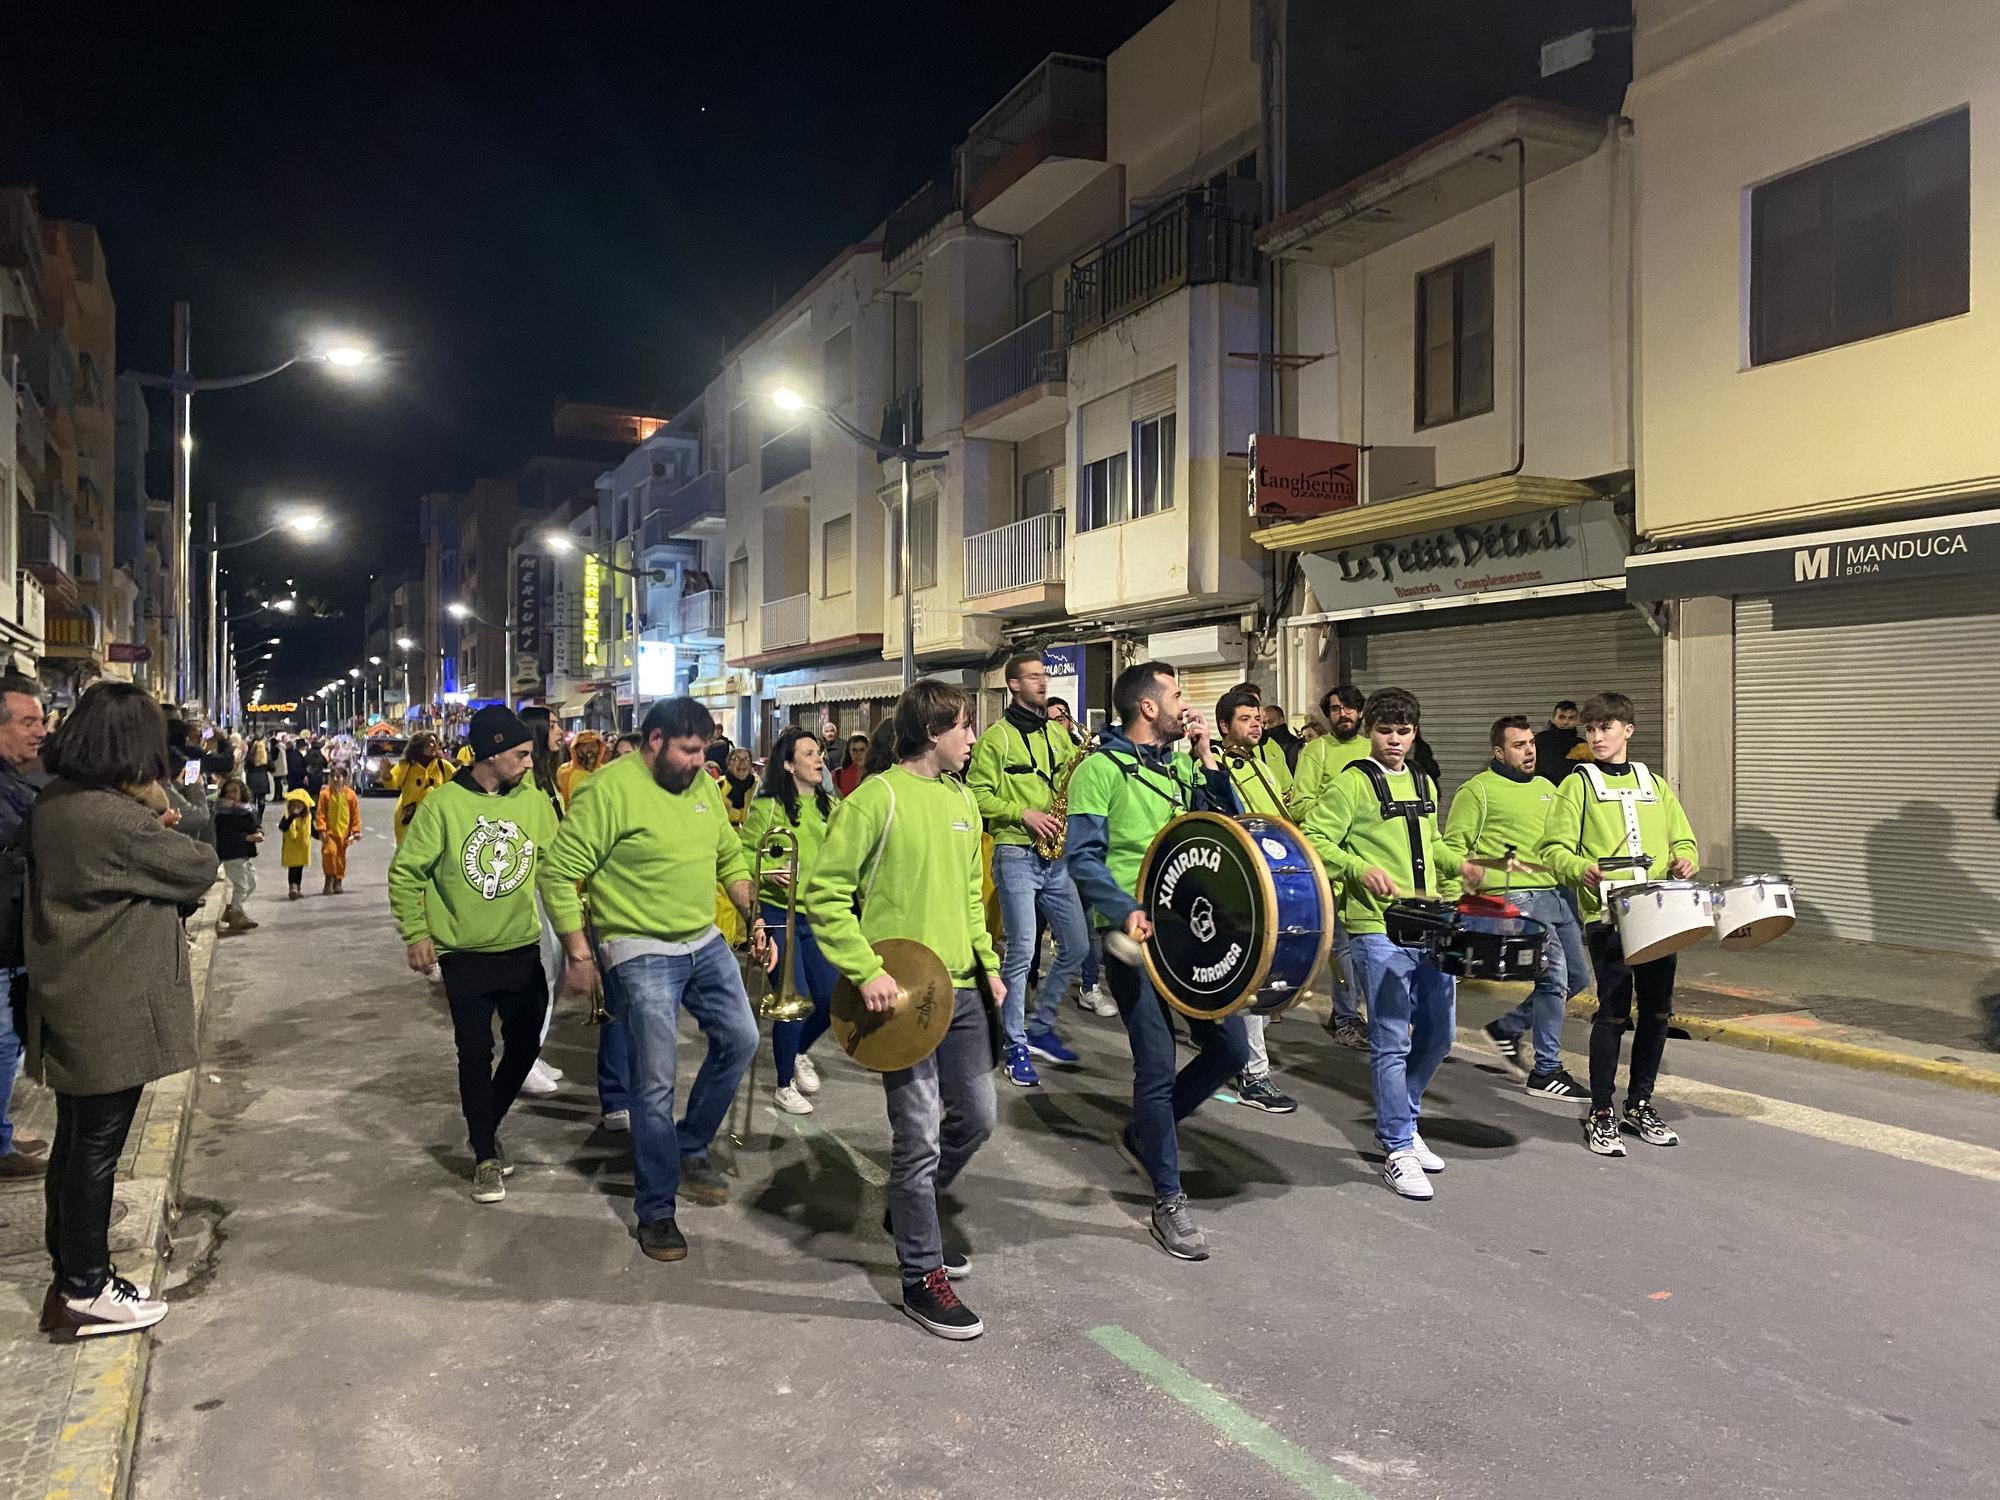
[27,682,217,1341]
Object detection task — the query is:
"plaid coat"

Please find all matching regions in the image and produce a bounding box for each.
[25,780,219,1096]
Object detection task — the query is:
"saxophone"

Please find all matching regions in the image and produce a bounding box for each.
[1033,734,1095,861]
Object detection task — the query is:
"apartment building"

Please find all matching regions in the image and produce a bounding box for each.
[1621,0,2000,959]
[0,190,44,671]
[113,372,170,694]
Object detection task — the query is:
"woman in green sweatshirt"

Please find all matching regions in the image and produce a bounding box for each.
[740,728,842,1116]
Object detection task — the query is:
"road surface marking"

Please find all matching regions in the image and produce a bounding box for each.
[1087,1325,1383,1500]
[766,1108,889,1186]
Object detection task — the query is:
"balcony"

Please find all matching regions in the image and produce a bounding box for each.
[1066,192,1260,343]
[760,424,812,492]
[641,469,725,547]
[675,588,725,644]
[22,509,75,603]
[963,511,1066,616]
[761,592,810,651]
[14,385,45,480]
[883,177,960,276]
[960,55,1108,234]
[964,312,1068,440]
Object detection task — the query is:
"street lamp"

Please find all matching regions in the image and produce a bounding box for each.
[225,596,298,626]
[771,385,943,688]
[197,511,325,726]
[540,529,667,583]
[395,635,416,720]
[131,313,371,711]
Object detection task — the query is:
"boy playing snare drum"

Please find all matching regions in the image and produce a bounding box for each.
[1536,692,1700,1156]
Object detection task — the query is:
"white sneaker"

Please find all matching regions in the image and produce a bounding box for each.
[58,1275,169,1338]
[1382,1148,1434,1200]
[792,1053,821,1095]
[600,1109,630,1132]
[1077,984,1118,1017]
[773,1084,814,1115]
[538,1061,564,1082]
[1409,1132,1445,1173]
[518,1059,560,1096]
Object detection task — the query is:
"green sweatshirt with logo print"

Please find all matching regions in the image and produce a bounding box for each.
[388,769,560,953]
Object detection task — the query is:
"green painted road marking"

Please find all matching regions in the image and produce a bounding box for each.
[766,1108,889,1187]
[1087,1326,1381,1500]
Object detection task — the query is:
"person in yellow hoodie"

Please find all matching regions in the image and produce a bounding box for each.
[384,732,453,844]
[316,766,361,894]
[278,786,315,900]
[558,730,603,807]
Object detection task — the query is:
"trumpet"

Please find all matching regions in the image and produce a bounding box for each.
[729,825,814,1146]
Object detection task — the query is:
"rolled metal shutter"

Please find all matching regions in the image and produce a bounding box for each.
[1080,391,1128,465]
[1734,577,2000,956]
[1174,663,1244,723]
[1338,604,1662,800]
[1129,367,1177,422]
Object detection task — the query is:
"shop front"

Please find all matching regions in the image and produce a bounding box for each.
[1628,506,2000,958]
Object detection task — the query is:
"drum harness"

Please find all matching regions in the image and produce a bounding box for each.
[1574,762,1658,869]
[1345,760,1438,896]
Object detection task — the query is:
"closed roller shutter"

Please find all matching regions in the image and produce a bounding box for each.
[1080,369,1178,461]
[1176,663,1246,723]
[1734,577,2000,957]
[1339,604,1662,800]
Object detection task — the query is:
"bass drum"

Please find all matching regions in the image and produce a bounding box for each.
[1134,812,1333,1021]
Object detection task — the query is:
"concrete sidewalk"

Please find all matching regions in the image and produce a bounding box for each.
[1466,925,2000,1095]
[0,899,219,1500]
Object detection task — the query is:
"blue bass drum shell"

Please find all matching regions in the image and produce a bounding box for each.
[1134,812,1333,1020]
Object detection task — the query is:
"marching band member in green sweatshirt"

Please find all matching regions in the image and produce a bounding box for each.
[388,707,559,1204]
[802,681,1003,1342]
[1537,691,1699,1157]
[1442,716,1589,1099]
[1290,684,1371,1045]
[1304,687,1484,1201]
[1216,687,1299,1116]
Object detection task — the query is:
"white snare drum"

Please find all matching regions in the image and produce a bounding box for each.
[1712,874,1796,951]
[1610,880,1715,964]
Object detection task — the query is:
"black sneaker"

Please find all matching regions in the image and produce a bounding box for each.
[1585,1108,1626,1157]
[1234,1074,1298,1113]
[881,1208,970,1279]
[1622,1100,1680,1147]
[1483,1022,1529,1078]
[677,1156,731,1206]
[637,1218,688,1262]
[1525,1068,1586,1098]
[901,1267,983,1340]
[1330,1017,1370,1051]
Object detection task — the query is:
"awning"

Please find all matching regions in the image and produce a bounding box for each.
[1625,505,2000,601]
[774,673,905,708]
[1253,474,1596,552]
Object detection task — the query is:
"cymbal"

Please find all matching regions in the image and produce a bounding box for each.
[830,938,954,1072]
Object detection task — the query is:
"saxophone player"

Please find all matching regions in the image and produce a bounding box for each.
[967,653,1095,1087]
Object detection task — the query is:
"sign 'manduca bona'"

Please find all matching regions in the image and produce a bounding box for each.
[1624,508,2000,601]
[1298,499,1632,612]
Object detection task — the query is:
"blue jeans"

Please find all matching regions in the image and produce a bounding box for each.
[1486,888,1588,1075]
[1351,933,1456,1154]
[599,937,757,1224]
[1080,928,1101,990]
[1329,916,1361,1024]
[762,903,838,1088]
[884,987,997,1282]
[1105,954,1250,1199]
[993,843,1088,1048]
[0,968,21,1155]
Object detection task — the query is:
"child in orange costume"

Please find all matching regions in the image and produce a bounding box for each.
[316,766,362,893]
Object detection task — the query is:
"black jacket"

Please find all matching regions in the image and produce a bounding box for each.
[214,804,263,861]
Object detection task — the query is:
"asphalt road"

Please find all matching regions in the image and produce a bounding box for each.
[132,828,2000,1500]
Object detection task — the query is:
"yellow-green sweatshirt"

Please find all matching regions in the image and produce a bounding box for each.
[388,770,561,952]
[1441,764,1560,890]
[538,750,749,941]
[739,789,834,909]
[1289,731,1374,821]
[1303,759,1461,935]
[966,713,1073,847]
[1537,760,1699,921]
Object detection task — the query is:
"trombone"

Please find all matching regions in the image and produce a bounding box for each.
[730,825,815,1145]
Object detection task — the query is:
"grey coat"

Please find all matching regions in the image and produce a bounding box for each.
[25,780,219,1096]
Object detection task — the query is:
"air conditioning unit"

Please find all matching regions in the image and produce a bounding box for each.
[1146,623,1244,667]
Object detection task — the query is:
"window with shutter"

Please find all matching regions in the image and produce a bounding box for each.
[911,492,938,592]
[727,555,749,622]
[822,515,853,597]
[1415,249,1495,428]
[822,327,854,408]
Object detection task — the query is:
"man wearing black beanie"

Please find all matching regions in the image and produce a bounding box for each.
[388,703,561,1203]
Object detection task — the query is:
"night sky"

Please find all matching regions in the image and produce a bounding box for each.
[3,1,1170,699]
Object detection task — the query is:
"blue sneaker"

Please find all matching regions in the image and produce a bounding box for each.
[1004,1043,1041,1088]
[1024,1029,1079,1066]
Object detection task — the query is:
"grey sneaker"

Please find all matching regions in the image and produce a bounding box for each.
[1149,1193,1209,1260]
[1585,1108,1627,1157]
[471,1159,506,1203]
[677,1155,731,1206]
[1331,1018,1369,1050]
[1234,1074,1298,1113]
[1382,1148,1434,1200]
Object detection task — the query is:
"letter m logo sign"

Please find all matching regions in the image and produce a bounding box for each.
[1794,546,1832,583]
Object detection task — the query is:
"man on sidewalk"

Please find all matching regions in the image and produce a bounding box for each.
[539,697,772,1264]
[388,706,559,1203]
[0,672,48,1178]
[966,652,1090,1087]
[1444,716,1589,1099]
[1533,700,1583,786]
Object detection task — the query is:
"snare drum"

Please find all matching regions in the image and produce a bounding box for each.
[1712,873,1797,951]
[1386,898,1547,980]
[1609,880,1714,964]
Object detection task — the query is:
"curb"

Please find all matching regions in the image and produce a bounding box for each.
[38,896,221,1500]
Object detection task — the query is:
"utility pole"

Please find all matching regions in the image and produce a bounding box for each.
[171,303,192,708]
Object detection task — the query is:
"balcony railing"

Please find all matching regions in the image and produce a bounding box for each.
[14,385,45,475]
[760,424,812,492]
[641,469,725,548]
[883,177,959,266]
[761,592,809,651]
[960,55,1107,214]
[965,511,1066,599]
[675,589,724,638]
[21,509,71,576]
[966,311,1066,419]
[1066,192,1260,343]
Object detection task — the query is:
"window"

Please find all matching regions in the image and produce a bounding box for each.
[821,515,852,597]
[728,403,751,470]
[1020,465,1057,520]
[727,555,749,622]
[1132,411,1176,517]
[1077,453,1128,534]
[888,493,939,594]
[1750,110,1969,366]
[1415,248,1494,427]
[822,327,854,409]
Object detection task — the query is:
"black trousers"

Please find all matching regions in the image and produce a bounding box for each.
[1585,924,1678,1110]
[45,1085,145,1299]
[287,865,304,890]
[441,945,548,1162]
